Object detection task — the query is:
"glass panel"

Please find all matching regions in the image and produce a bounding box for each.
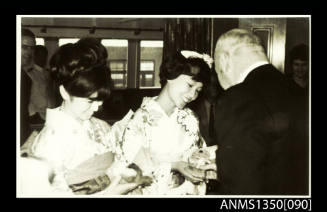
[140,61,155,71]
[140,40,163,88]
[102,39,128,89]
[109,60,126,71]
[111,74,124,80]
[58,38,79,46]
[35,38,44,46]
[144,74,154,87]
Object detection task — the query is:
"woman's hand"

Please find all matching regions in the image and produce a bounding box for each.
[171,161,206,183]
[196,161,217,171]
[103,176,140,195]
[104,163,153,195]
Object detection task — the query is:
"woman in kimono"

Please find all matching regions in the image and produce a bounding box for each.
[120,51,217,195]
[20,38,150,195]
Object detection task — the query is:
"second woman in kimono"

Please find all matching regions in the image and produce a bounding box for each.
[120,51,217,195]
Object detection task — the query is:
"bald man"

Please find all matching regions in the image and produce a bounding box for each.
[212,29,309,195]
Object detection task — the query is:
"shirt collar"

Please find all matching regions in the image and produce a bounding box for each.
[237,61,269,84]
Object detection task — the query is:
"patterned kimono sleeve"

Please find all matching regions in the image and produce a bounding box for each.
[30,128,74,194]
[180,109,205,162]
[121,109,148,165]
[105,110,135,160]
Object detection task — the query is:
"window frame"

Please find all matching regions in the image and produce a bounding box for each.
[139,60,155,88]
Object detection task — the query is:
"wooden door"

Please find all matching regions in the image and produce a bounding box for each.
[239,18,287,73]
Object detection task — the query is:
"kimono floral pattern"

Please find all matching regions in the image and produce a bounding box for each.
[120,97,207,195]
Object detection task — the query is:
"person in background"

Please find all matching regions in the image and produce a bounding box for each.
[120,50,217,195]
[286,44,310,189]
[34,45,48,69]
[20,28,35,146]
[287,43,309,98]
[29,45,57,124]
[212,28,308,195]
[18,156,67,197]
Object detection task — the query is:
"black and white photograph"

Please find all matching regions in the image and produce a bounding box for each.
[17,15,310,200]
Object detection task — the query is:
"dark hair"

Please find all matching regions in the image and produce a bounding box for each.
[77,37,113,88]
[77,37,108,65]
[49,39,111,101]
[22,28,35,39]
[34,45,48,67]
[159,51,211,87]
[290,44,309,62]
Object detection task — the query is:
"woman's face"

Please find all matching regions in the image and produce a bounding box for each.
[65,92,103,121]
[167,73,203,109]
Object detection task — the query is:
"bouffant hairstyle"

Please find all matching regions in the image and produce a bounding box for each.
[49,39,111,101]
[159,51,211,87]
[290,44,309,63]
[77,37,108,66]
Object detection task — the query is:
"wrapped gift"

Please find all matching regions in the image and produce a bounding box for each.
[66,152,152,195]
[66,152,115,194]
[66,151,115,185]
[188,145,218,180]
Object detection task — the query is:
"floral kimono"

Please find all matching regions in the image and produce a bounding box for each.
[21,107,131,194]
[120,97,207,195]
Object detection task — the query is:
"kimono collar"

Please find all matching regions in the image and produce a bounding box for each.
[45,107,86,130]
[141,96,178,118]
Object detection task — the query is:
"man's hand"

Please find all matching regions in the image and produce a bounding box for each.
[171,161,206,183]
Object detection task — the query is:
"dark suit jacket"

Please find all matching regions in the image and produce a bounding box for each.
[213,64,309,195]
[20,68,32,146]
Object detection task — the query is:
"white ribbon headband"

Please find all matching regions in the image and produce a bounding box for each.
[181,50,213,69]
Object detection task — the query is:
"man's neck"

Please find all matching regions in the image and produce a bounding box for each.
[237,61,269,84]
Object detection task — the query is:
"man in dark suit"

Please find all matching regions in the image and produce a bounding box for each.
[212,28,309,195]
[20,28,35,146]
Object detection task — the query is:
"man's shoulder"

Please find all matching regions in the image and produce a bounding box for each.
[220,83,253,102]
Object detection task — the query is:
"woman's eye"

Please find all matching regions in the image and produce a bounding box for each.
[187,83,192,88]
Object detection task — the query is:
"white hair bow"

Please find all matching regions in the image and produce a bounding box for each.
[181,50,213,69]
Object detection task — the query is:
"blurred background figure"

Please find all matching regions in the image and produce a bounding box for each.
[18,156,60,196]
[20,28,35,146]
[34,45,48,69]
[28,45,57,124]
[287,43,309,97]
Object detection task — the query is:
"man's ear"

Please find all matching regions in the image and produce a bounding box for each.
[59,85,70,100]
[219,52,231,74]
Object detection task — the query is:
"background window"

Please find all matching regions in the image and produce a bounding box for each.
[140,60,155,87]
[102,39,128,89]
[59,38,79,46]
[140,40,163,88]
[35,38,45,45]
[108,60,128,88]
